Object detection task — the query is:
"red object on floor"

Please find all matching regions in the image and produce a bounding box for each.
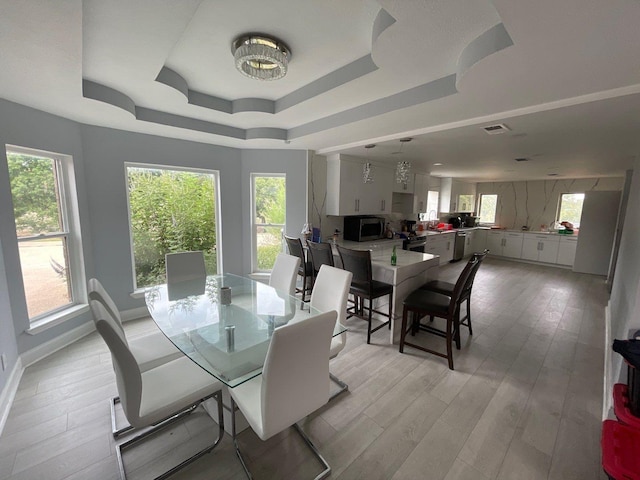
[601,419,640,480]
[614,383,640,429]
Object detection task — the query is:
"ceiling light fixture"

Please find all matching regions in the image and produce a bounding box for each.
[363,162,373,184]
[232,34,291,81]
[394,138,412,188]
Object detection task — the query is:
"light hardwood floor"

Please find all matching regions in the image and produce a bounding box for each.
[0,257,608,479]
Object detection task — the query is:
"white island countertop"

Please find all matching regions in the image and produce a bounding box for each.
[331,240,440,343]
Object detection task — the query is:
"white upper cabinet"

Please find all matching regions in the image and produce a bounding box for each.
[413,173,428,213]
[326,155,393,216]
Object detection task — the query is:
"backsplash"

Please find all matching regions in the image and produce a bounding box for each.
[476,177,624,230]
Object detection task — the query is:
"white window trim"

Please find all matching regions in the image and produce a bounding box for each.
[124,162,222,291]
[7,145,87,329]
[250,173,286,273]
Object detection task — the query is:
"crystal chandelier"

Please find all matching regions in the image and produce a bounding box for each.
[394,138,413,187]
[396,161,411,186]
[363,162,373,183]
[232,34,291,81]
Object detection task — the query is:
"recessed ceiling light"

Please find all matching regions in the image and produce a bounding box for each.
[364,144,376,149]
[433,163,443,166]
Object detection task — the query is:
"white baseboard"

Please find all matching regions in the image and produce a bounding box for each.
[21,321,95,368]
[603,302,613,420]
[120,306,150,322]
[0,357,23,437]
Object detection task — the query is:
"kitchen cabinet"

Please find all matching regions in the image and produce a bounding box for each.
[326,155,392,215]
[557,236,578,266]
[464,229,475,256]
[473,229,487,252]
[486,231,505,255]
[425,233,454,264]
[522,233,560,263]
[486,231,523,258]
[413,173,428,213]
[503,232,524,258]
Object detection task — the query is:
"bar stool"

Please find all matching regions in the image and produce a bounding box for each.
[337,245,393,344]
[419,249,488,335]
[399,256,478,369]
[284,235,314,302]
[306,240,335,282]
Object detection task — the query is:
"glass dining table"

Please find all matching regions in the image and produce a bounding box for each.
[145,273,346,388]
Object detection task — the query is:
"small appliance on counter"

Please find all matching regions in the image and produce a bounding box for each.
[343,215,385,242]
[449,216,462,228]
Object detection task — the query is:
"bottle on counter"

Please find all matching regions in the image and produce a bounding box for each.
[332,229,339,244]
[391,245,397,266]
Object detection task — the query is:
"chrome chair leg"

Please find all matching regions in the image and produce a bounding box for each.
[231,398,331,480]
[231,397,253,480]
[329,372,349,401]
[116,390,225,480]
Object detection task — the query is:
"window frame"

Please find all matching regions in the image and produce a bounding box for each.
[124,162,222,290]
[251,173,286,273]
[6,144,86,325]
[426,190,439,219]
[478,193,498,225]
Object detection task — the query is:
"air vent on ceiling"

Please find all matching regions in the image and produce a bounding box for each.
[515,157,528,162]
[482,123,510,135]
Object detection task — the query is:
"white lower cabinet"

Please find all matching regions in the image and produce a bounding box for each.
[522,234,560,263]
[486,231,504,255]
[425,233,454,264]
[503,232,524,258]
[557,236,578,266]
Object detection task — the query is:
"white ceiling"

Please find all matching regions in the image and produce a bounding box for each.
[1,0,639,181]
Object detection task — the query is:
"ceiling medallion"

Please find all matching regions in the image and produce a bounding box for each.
[232,34,291,81]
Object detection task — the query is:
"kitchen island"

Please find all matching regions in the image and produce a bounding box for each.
[332,239,440,343]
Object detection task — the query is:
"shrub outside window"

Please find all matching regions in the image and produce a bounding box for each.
[126,164,221,289]
[479,194,498,224]
[252,174,286,272]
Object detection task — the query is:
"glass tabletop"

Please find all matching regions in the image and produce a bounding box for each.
[144,273,346,387]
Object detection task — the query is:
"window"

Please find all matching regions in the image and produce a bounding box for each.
[7,147,82,320]
[558,193,585,228]
[252,174,286,272]
[457,194,475,212]
[126,164,220,289]
[479,194,498,224]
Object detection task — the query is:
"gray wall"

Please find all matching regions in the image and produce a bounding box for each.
[0,99,93,360]
[608,159,640,387]
[476,177,624,230]
[241,149,308,274]
[0,99,308,395]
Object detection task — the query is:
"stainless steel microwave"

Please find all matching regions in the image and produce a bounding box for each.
[343,216,385,242]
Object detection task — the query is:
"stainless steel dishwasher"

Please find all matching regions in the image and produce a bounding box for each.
[453,231,466,261]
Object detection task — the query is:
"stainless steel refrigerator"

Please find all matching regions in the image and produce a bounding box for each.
[573,190,621,275]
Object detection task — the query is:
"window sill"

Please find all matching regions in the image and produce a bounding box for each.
[130,289,145,300]
[26,304,90,335]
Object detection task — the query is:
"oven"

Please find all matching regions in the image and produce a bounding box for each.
[403,236,427,253]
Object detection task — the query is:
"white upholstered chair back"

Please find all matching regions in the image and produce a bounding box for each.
[88,277,125,336]
[269,253,301,296]
[90,300,141,423]
[259,310,336,439]
[165,251,206,284]
[310,265,352,358]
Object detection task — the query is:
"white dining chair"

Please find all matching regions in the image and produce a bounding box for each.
[90,300,224,480]
[165,250,207,284]
[229,310,337,480]
[269,252,301,296]
[310,265,352,400]
[88,278,183,438]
